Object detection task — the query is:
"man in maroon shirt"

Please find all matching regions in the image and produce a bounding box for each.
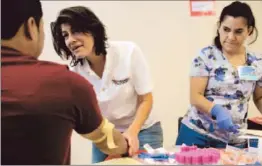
[1,0,128,164]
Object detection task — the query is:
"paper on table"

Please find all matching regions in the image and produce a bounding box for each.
[239,129,262,138]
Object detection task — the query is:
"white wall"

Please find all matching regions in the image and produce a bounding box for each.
[40,1,262,164]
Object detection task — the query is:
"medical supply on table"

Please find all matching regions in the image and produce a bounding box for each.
[238,129,262,155]
[138,143,262,165]
[220,144,262,165]
[139,144,221,165]
[137,144,176,164]
[175,144,220,165]
[138,144,175,162]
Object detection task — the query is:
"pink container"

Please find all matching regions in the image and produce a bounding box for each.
[202,153,210,164]
[192,154,202,165]
[175,153,181,163]
[192,154,200,165]
[189,145,198,151]
[176,146,220,165]
[212,153,220,163]
[181,146,189,152]
[197,154,203,165]
[179,153,185,164]
[185,154,192,165]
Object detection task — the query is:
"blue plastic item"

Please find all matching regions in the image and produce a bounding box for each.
[138,152,175,161]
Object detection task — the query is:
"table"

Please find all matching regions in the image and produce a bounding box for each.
[97,147,262,165]
[95,157,142,165]
[95,146,180,165]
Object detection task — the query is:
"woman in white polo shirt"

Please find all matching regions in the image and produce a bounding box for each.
[51,6,163,163]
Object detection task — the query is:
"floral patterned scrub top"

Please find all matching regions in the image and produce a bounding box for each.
[182,45,262,144]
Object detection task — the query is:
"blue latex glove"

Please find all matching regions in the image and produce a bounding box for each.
[211,105,239,133]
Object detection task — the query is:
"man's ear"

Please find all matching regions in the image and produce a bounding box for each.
[24,17,37,40]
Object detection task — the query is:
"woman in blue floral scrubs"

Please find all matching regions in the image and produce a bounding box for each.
[176,1,262,148]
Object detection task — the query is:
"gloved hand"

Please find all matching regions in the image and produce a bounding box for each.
[211,104,239,133]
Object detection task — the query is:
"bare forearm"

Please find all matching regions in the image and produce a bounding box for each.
[81,118,128,156]
[254,98,262,114]
[191,94,215,115]
[95,129,128,155]
[129,100,152,134]
[253,85,262,114]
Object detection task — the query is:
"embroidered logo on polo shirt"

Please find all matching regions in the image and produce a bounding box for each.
[112,78,130,85]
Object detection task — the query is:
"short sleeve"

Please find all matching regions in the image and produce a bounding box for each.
[68,71,103,134]
[131,43,153,95]
[190,50,211,77]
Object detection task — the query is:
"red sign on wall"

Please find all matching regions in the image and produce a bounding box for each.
[190,0,215,16]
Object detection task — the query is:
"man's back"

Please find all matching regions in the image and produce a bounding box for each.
[1,47,103,164]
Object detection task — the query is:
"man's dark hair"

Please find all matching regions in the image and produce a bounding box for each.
[2,0,43,40]
[51,6,108,67]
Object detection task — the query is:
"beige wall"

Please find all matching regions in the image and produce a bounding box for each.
[40,1,262,164]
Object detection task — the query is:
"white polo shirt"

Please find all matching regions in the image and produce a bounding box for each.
[70,41,158,132]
